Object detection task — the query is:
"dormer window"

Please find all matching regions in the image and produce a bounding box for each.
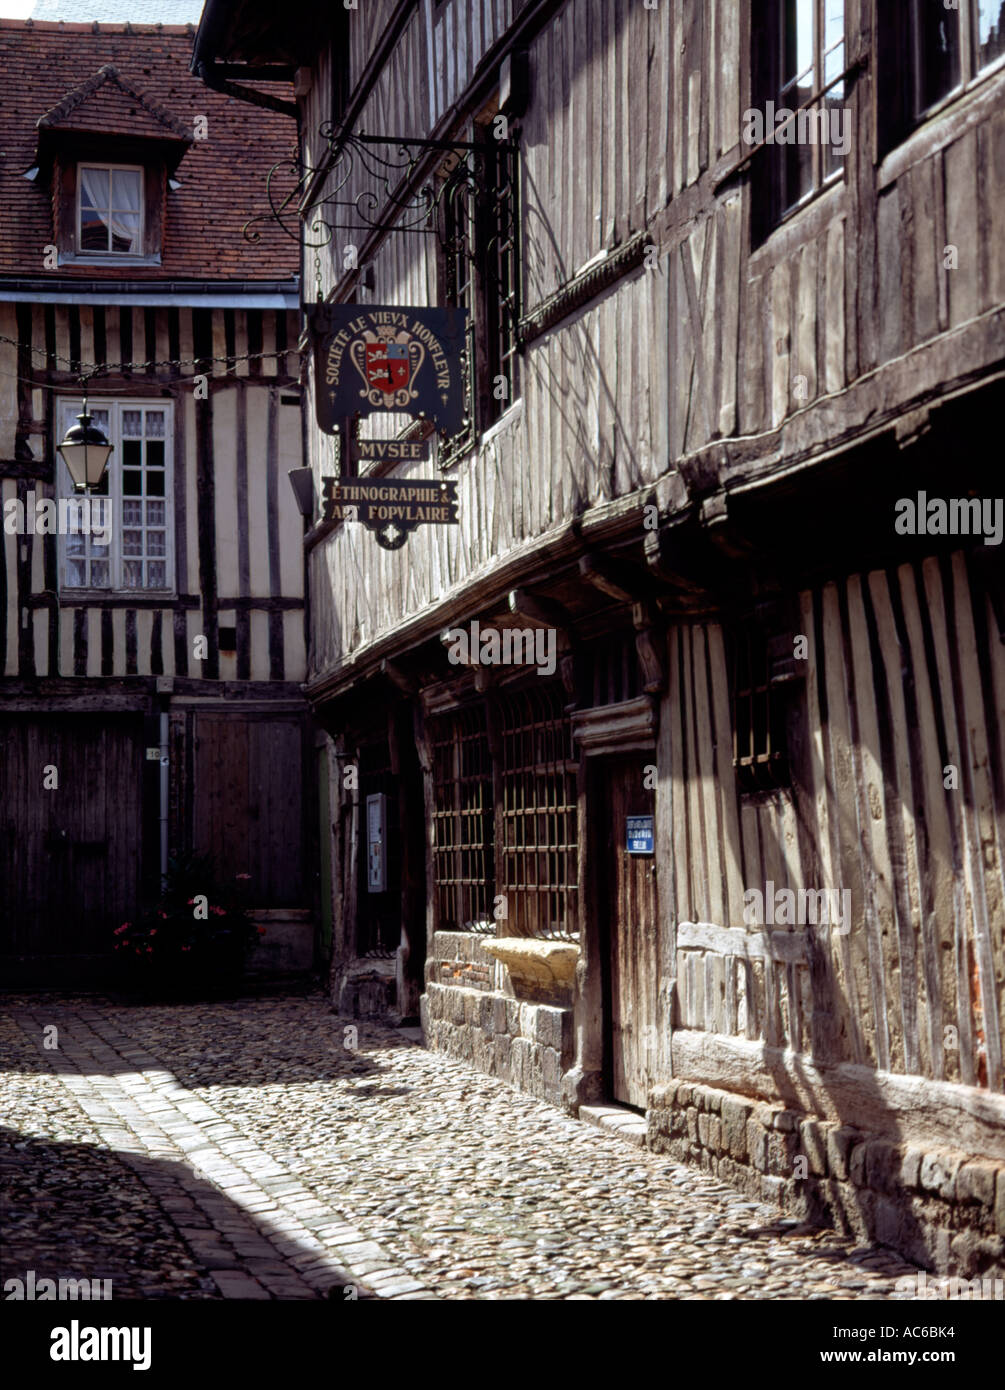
[32,63,193,270]
[78,164,143,255]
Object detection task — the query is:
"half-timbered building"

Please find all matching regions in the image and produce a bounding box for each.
[197,0,1005,1274]
[0,18,313,983]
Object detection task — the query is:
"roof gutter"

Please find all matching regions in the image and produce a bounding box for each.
[190,0,298,119]
[0,276,300,309]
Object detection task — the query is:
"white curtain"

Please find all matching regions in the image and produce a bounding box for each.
[110,169,140,251]
[79,167,140,252]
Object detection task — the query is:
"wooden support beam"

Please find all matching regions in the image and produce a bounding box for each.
[508,589,579,701]
[380,657,418,696]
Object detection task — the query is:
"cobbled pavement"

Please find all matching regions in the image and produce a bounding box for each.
[1,991,932,1301]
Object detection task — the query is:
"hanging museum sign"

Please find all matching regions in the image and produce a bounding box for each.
[321,475,459,550]
[348,436,432,468]
[309,303,469,436]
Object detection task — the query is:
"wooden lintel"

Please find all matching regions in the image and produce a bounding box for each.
[0,460,53,482]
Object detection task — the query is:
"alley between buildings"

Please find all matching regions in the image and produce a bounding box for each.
[2,991,929,1301]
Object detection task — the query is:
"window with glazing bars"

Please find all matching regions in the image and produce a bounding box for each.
[429,706,494,929]
[499,684,578,937]
[877,0,1005,153]
[729,625,790,793]
[57,398,172,592]
[751,0,847,239]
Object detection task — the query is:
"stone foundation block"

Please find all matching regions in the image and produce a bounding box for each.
[721,1097,752,1161]
[800,1119,828,1177]
[827,1126,859,1182]
[920,1150,962,1202]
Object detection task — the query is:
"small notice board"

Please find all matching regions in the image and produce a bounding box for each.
[626,815,655,855]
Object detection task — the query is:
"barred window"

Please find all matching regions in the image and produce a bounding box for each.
[729,626,790,794]
[580,630,641,708]
[429,706,494,930]
[499,685,578,937]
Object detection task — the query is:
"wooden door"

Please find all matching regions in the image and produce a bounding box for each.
[192,712,306,906]
[597,754,659,1109]
[0,714,143,959]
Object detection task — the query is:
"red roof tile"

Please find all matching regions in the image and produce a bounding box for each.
[0,20,299,282]
[38,63,192,143]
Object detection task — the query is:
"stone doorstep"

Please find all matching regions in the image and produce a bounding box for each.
[578,1104,649,1148]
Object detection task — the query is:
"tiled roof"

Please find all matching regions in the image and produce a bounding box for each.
[0,20,299,282]
[38,63,192,141]
[31,0,204,25]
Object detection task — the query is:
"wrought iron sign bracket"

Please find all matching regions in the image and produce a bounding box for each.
[245,127,520,263]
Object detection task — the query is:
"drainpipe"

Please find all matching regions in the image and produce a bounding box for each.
[155,677,173,891]
[160,708,170,890]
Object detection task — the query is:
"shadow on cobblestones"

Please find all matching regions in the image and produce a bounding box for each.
[2,993,930,1300]
[0,1126,357,1300]
[1,1124,223,1298]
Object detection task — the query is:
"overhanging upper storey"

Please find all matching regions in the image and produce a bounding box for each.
[191,0,345,116]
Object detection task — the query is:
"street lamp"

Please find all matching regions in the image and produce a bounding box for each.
[287,467,315,519]
[57,392,113,493]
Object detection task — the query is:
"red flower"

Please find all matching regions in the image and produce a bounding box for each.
[150,929,157,937]
[209,905,226,917]
[257,927,267,936]
[187,898,195,905]
[146,947,154,954]
[181,945,191,952]
[158,910,167,920]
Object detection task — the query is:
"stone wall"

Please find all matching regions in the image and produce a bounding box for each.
[648,1079,1005,1278]
[247,909,314,975]
[421,932,574,1107]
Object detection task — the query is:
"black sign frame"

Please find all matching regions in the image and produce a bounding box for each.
[309,303,469,437]
[321,475,459,551]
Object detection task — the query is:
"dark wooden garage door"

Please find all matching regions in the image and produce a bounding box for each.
[0,715,144,959]
[191,711,306,906]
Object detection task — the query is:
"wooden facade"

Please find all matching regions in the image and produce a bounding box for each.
[206,0,1005,1175]
[0,303,305,683]
[1,22,313,980]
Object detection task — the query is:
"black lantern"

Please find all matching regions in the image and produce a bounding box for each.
[57,398,113,493]
[287,467,315,519]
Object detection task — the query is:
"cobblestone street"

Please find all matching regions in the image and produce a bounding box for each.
[2,991,930,1301]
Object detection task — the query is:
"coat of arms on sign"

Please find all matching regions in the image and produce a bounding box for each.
[352,332,425,409]
[309,304,468,436]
